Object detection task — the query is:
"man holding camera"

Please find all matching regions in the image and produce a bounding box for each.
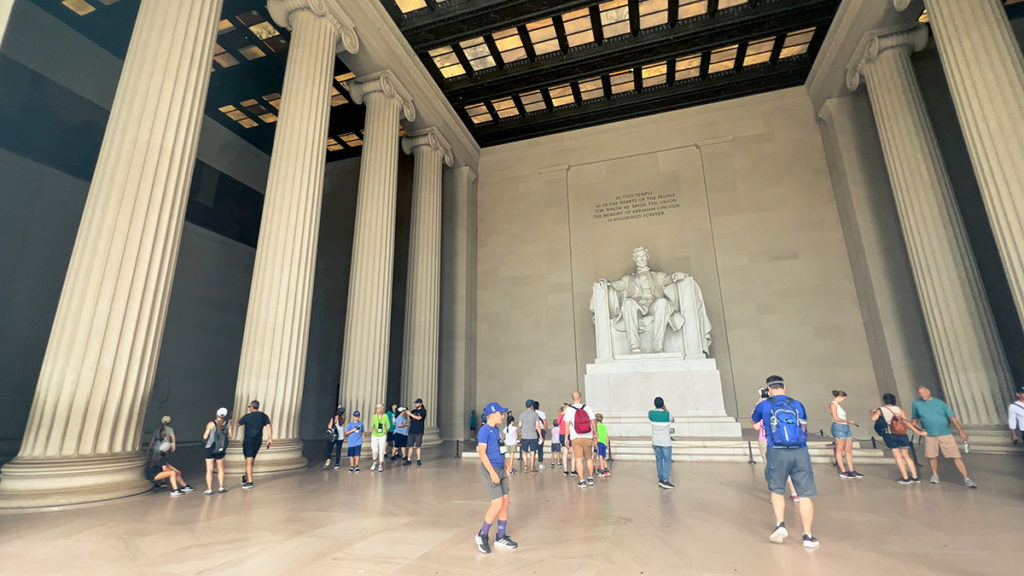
[751,375,818,548]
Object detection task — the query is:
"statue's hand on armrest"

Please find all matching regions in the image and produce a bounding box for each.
[670,272,689,282]
[595,279,609,289]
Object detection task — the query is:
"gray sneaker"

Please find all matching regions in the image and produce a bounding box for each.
[769,522,788,544]
[964,477,978,489]
[930,474,940,484]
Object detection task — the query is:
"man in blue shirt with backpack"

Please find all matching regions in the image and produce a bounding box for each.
[751,375,819,549]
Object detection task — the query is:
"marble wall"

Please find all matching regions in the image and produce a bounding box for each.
[475,87,881,429]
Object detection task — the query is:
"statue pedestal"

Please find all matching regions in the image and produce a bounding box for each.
[584,355,741,438]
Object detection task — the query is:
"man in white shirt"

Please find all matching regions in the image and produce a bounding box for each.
[1009,386,1024,446]
[564,391,598,488]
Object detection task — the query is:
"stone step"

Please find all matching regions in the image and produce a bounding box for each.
[462,437,893,464]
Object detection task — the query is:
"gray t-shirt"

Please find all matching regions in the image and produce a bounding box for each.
[518,409,541,440]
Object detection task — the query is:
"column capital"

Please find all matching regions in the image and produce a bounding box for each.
[349,70,416,122]
[401,127,454,167]
[268,0,359,54]
[846,25,928,91]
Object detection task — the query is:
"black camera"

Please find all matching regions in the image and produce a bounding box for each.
[758,387,770,400]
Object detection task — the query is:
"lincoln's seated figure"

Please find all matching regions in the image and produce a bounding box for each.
[591,246,711,360]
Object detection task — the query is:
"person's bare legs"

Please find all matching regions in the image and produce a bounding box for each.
[952,458,969,479]
[244,457,254,484]
[901,449,917,479]
[843,440,855,472]
[930,458,939,476]
[216,459,225,489]
[798,498,814,535]
[483,496,503,524]
[834,439,847,473]
[769,492,786,525]
[586,456,595,478]
[893,449,909,479]
[204,459,214,491]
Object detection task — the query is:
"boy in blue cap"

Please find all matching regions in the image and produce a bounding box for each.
[476,402,517,554]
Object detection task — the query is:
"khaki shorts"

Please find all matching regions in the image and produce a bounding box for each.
[571,437,594,460]
[924,435,961,459]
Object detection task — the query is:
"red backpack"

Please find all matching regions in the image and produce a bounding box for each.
[574,405,592,434]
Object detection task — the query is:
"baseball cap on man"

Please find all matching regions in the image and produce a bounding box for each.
[415,398,423,404]
[216,407,228,417]
[484,402,509,415]
[1017,385,1024,394]
[398,406,407,412]
[161,415,171,425]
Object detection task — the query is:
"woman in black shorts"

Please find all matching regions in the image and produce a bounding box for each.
[871,393,926,484]
[203,407,232,495]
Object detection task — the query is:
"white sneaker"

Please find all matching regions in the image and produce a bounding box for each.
[370,463,378,472]
[769,523,788,544]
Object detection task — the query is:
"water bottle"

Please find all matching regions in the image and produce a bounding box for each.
[962,441,970,454]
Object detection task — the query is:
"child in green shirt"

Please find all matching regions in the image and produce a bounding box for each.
[595,414,610,477]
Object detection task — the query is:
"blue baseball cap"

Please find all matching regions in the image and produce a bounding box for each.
[353,411,360,417]
[484,402,509,415]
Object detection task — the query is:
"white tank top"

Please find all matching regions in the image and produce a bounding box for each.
[831,400,847,422]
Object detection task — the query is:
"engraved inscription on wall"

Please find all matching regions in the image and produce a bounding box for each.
[592,191,681,222]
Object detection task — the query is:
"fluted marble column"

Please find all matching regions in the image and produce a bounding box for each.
[338,71,416,418]
[400,128,453,446]
[847,26,1013,425]
[894,0,1024,334]
[228,0,358,473]
[0,0,222,507]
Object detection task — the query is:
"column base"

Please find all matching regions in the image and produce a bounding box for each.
[0,453,151,509]
[422,427,442,447]
[223,438,307,475]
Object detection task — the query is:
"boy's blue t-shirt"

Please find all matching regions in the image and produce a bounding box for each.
[478,424,505,468]
[751,395,808,448]
[912,398,955,436]
[345,421,364,446]
[394,415,410,436]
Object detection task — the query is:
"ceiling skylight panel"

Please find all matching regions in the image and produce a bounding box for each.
[599,0,631,39]
[708,45,738,73]
[609,69,634,95]
[491,97,519,119]
[327,137,343,152]
[678,0,708,20]
[548,84,575,107]
[639,0,669,30]
[394,0,427,13]
[719,0,748,8]
[493,28,528,64]
[428,46,466,78]
[520,90,547,113]
[527,19,560,56]
[780,28,815,59]
[562,8,595,47]
[675,55,701,80]
[642,62,668,88]
[744,37,775,66]
[464,103,493,124]
[460,37,496,71]
[578,78,605,101]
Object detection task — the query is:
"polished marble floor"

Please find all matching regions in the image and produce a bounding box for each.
[1,446,1021,575]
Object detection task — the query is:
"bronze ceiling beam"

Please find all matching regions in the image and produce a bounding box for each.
[471,58,810,146]
[438,0,837,105]
[395,0,596,50]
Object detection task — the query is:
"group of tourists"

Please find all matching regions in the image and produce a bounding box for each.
[144,400,272,497]
[745,375,1004,551]
[322,400,428,473]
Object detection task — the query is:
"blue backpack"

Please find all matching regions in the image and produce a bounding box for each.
[768,397,806,447]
